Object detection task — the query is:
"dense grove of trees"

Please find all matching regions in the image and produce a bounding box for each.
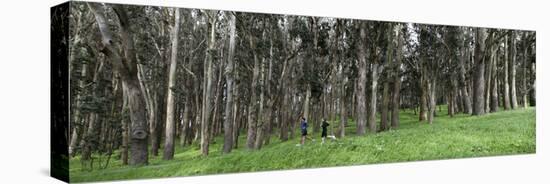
[67,2,536,168]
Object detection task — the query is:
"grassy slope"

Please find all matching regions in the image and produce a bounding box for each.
[69,107,536,183]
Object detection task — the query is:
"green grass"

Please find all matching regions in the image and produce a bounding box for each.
[69,107,536,183]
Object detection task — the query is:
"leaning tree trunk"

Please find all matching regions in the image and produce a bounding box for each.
[163,8,181,160]
[472,28,487,116]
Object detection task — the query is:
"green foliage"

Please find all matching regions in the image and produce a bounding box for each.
[69,107,535,183]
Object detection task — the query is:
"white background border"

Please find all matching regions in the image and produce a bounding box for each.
[0,0,546,183]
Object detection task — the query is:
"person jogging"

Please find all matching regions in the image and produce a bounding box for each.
[300,117,308,145]
[321,118,330,144]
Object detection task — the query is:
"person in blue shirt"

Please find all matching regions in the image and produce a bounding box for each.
[300,117,308,145]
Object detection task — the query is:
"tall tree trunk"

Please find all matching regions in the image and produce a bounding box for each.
[149,94,159,156]
[503,35,511,110]
[79,59,105,163]
[69,59,86,157]
[163,8,180,160]
[120,81,129,165]
[254,54,267,150]
[380,80,390,131]
[419,74,428,121]
[201,13,217,156]
[355,22,368,135]
[303,84,312,123]
[369,63,381,132]
[490,47,499,112]
[279,87,289,141]
[472,28,487,116]
[391,23,403,128]
[509,31,518,109]
[484,47,494,113]
[491,69,499,112]
[223,12,236,153]
[459,31,472,115]
[246,35,260,150]
[448,91,455,117]
[232,93,240,148]
[180,100,190,147]
[529,49,536,106]
[522,45,528,108]
[96,5,154,164]
[339,65,347,137]
[427,79,436,124]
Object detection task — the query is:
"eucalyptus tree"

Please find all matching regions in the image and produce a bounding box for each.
[87,3,149,165]
[163,7,181,160]
[222,12,237,153]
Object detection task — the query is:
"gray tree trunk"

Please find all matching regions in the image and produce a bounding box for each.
[69,58,86,157]
[503,35,511,110]
[391,23,403,128]
[509,31,518,109]
[180,100,190,147]
[246,35,260,150]
[472,28,487,116]
[339,65,347,137]
[355,22,368,135]
[200,12,218,156]
[223,12,236,153]
[522,45,528,108]
[120,90,129,165]
[163,8,180,160]
[369,63,381,132]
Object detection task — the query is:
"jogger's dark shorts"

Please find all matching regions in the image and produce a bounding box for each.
[301,129,308,136]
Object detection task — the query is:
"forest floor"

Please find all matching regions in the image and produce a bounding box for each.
[69,106,536,183]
